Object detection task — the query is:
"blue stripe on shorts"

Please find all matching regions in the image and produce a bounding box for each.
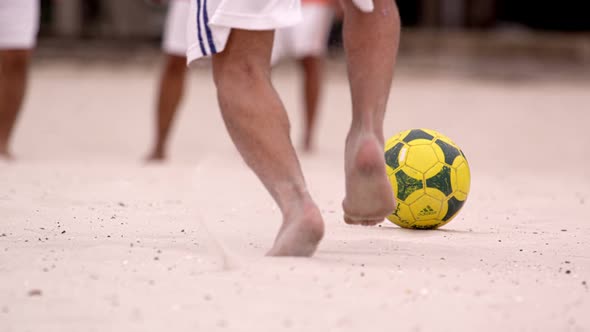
[195,0,207,55]
[203,0,217,54]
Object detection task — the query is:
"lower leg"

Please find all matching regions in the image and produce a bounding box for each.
[147,54,187,161]
[0,50,31,158]
[299,56,322,152]
[341,0,400,225]
[212,29,323,256]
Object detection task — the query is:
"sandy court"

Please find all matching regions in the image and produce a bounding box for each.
[1,53,589,331]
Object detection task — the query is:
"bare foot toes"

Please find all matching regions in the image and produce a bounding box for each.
[342,136,396,226]
[267,200,324,257]
[343,215,383,226]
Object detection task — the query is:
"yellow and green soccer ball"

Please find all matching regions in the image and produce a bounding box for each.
[385,129,470,229]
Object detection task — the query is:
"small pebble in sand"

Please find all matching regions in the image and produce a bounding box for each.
[181,229,185,233]
[0,233,5,237]
[154,256,159,261]
[565,270,571,274]
[561,229,567,232]
[28,289,42,297]
[61,230,66,234]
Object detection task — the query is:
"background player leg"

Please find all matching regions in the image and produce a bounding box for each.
[212,29,324,256]
[299,56,322,152]
[146,54,187,161]
[341,0,400,225]
[0,50,31,159]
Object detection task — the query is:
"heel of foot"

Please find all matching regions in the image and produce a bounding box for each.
[354,138,385,173]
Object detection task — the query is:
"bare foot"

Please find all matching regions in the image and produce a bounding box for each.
[303,135,313,153]
[302,145,312,154]
[343,135,396,226]
[0,149,14,162]
[267,199,324,257]
[144,150,166,163]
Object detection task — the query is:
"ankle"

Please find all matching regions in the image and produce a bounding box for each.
[271,181,311,211]
[279,195,314,217]
[346,130,380,150]
[0,143,9,155]
[283,199,323,231]
[350,110,386,140]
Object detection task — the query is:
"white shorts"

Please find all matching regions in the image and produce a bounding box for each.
[271,3,334,63]
[0,0,39,49]
[187,0,302,63]
[162,0,190,56]
[186,0,372,64]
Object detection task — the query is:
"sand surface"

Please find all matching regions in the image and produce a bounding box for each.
[1,56,589,332]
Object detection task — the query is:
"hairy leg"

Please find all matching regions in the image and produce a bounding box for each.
[0,50,31,159]
[341,0,400,225]
[299,56,322,152]
[146,54,187,161]
[212,29,324,256]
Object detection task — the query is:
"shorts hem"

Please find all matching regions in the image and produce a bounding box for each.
[210,10,301,31]
[0,39,35,50]
[163,45,187,56]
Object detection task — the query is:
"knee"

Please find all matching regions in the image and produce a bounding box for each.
[164,55,187,76]
[341,0,399,21]
[1,50,31,75]
[213,55,270,98]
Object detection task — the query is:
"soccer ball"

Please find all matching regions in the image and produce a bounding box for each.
[384,129,470,229]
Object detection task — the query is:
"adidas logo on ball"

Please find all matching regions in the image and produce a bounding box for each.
[418,205,437,216]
